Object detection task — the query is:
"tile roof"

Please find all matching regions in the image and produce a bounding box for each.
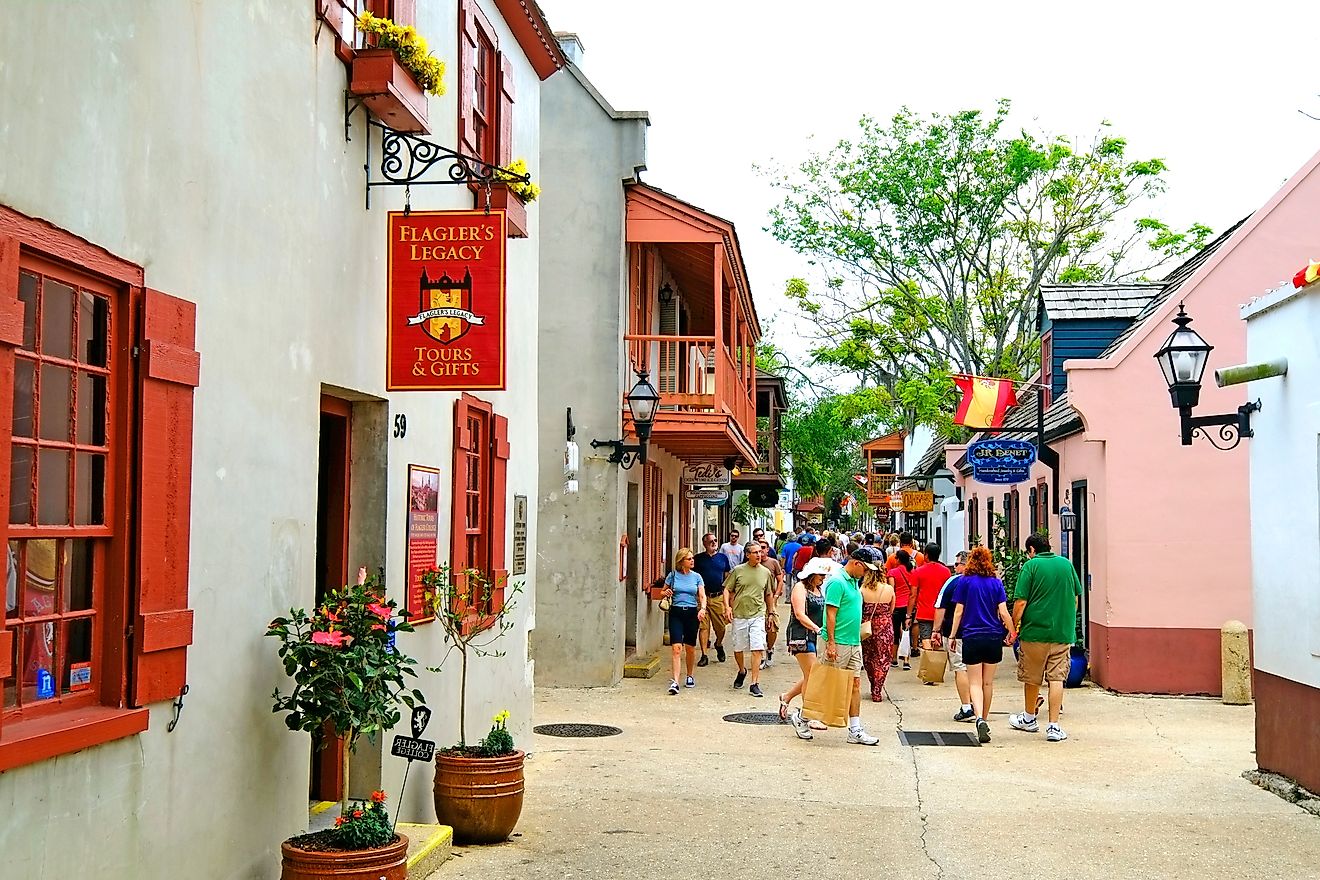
[955,392,1085,472]
[1040,283,1162,320]
[913,434,949,476]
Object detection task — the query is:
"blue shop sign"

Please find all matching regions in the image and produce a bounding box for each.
[968,438,1037,485]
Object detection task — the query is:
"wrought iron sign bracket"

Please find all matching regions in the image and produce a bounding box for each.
[591,438,647,470]
[1180,400,1261,450]
[344,96,530,211]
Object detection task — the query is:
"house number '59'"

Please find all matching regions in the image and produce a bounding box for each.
[393,414,407,438]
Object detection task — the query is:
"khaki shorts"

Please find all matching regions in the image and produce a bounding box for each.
[1017,641,1071,684]
[822,643,864,678]
[947,640,966,673]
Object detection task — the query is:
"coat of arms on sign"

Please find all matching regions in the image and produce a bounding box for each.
[408,267,486,343]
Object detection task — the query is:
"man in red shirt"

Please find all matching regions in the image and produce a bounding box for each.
[907,543,951,650]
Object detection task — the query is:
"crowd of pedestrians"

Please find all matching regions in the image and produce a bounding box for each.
[659,526,1083,746]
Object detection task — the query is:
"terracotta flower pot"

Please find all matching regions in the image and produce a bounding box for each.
[482,183,529,238]
[433,750,525,844]
[280,833,408,880]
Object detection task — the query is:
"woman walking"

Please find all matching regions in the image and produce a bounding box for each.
[662,547,707,696]
[943,546,1016,742]
[779,558,831,735]
[888,549,915,669]
[859,549,896,702]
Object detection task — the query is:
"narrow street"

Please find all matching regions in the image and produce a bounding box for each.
[441,655,1320,880]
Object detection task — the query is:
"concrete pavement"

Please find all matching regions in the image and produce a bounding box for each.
[436,650,1319,879]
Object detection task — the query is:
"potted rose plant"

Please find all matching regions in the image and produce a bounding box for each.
[423,564,525,844]
[267,568,427,879]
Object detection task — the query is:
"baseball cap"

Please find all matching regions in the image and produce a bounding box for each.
[849,548,882,571]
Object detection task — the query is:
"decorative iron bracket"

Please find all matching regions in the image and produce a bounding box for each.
[1182,400,1261,450]
[591,439,648,470]
[345,97,530,211]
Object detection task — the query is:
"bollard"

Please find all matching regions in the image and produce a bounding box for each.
[1221,620,1252,705]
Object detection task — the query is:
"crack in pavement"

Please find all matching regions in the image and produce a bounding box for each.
[884,685,945,880]
[1138,699,1193,767]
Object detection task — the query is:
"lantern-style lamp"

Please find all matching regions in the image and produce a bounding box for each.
[1154,305,1259,449]
[593,369,661,468]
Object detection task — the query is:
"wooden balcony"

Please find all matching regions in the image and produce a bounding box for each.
[862,430,904,507]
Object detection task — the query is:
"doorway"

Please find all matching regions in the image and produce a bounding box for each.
[625,483,640,652]
[1069,480,1090,648]
[312,395,352,802]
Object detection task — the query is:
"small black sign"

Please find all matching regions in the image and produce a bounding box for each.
[391,734,436,762]
[410,705,432,739]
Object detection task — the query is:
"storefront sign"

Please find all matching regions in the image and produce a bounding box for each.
[889,492,904,512]
[387,211,506,391]
[968,438,1037,485]
[901,490,934,512]
[687,488,729,502]
[512,495,528,576]
[406,465,440,624]
[681,462,730,486]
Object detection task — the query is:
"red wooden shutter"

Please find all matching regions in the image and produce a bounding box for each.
[0,236,22,720]
[488,414,510,614]
[132,289,200,706]
[496,52,515,169]
[450,396,472,614]
[457,0,477,157]
[389,0,416,26]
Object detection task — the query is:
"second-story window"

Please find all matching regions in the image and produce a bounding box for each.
[459,0,515,170]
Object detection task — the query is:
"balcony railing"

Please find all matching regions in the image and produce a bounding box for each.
[625,334,757,447]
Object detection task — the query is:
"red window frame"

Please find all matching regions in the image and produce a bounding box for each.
[642,462,664,597]
[1037,480,1049,536]
[450,394,509,633]
[458,0,517,172]
[1041,330,1053,407]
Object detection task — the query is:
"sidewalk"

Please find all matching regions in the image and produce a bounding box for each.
[437,650,1320,879]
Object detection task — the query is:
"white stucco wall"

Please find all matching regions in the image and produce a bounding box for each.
[0,1,544,875]
[1244,282,1320,689]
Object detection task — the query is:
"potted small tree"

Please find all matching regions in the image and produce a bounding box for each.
[267,568,427,879]
[423,564,524,844]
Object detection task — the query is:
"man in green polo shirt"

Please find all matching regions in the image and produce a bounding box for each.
[789,549,882,745]
[1009,534,1082,743]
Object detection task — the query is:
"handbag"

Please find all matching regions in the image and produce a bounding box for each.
[860,618,873,640]
[658,596,672,612]
[801,662,853,728]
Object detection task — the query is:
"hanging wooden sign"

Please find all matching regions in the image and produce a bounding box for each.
[387,210,507,391]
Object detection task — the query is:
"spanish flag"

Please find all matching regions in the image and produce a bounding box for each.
[953,375,1018,429]
[1293,259,1320,289]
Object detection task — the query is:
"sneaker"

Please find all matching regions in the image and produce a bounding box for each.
[976,718,991,743]
[759,658,773,670]
[1046,723,1069,742]
[749,684,764,698]
[1008,713,1040,733]
[697,654,710,668]
[902,661,911,671]
[733,670,746,689]
[716,646,727,663]
[668,680,679,696]
[847,727,880,746]
[685,676,695,689]
[790,710,814,740]
[953,707,976,723]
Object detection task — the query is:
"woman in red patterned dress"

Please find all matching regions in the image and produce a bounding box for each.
[859,548,896,702]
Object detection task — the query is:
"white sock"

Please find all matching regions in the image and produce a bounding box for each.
[1024,712,1037,722]
[848,716,861,730]
[962,703,972,712]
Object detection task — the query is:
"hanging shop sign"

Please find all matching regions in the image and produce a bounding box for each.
[901,490,934,512]
[687,487,729,503]
[387,210,507,391]
[968,438,1037,485]
[405,464,441,624]
[681,462,731,486]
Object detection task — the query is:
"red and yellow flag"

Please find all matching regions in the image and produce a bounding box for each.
[953,375,1018,429]
[1292,259,1320,289]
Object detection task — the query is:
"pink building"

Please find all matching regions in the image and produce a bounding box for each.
[946,146,1320,694]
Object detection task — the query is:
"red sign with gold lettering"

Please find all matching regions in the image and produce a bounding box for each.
[387,210,506,390]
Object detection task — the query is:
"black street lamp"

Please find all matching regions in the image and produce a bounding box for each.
[592,369,661,468]
[1154,305,1259,449]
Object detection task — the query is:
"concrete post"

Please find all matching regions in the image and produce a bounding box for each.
[1221,620,1252,705]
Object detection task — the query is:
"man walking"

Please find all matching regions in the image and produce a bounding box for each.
[719,530,745,569]
[693,533,732,666]
[781,532,803,581]
[932,551,974,721]
[759,538,785,668]
[790,549,883,744]
[725,541,775,698]
[1008,534,1082,742]
[908,543,951,656]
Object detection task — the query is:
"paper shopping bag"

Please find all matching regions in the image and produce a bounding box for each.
[917,648,948,684]
[801,662,853,728]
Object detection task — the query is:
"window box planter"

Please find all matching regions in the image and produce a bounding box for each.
[350,48,430,134]
[481,183,529,238]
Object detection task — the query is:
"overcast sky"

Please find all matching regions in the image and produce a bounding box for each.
[536,0,1319,360]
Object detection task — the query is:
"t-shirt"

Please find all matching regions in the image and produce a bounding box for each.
[911,561,952,621]
[762,556,784,591]
[726,562,774,619]
[901,546,927,567]
[951,574,1008,641]
[692,551,732,594]
[664,569,704,609]
[793,545,816,577]
[935,574,961,637]
[823,568,863,646]
[719,541,745,568]
[888,564,913,608]
[781,540,802,575]
[1013,552,1082,644]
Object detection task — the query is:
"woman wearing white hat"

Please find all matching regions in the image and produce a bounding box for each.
[778,556,835,734]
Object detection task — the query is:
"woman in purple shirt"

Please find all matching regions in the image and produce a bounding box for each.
[949,547,1017,744]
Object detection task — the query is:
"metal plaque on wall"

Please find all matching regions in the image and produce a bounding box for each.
[513,495,528,575]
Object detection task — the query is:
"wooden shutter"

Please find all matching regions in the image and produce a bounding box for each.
[457,0,478,157]
[496,52,515,169]
[0,236,22,721]
[488,414,510,614]
[389,0,416,26]
[1028,487,1038,533]
[132,289,200,706]
[451,394,473,577]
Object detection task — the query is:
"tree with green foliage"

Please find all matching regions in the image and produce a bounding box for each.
[764,100,1211,432]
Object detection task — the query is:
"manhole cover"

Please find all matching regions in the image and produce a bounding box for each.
[533,723,622,738]
[899,730,980,747]
[722,712,784,725]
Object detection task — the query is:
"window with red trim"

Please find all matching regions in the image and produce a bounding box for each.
[1029,486,1039,534]
[1009,487,1020,549]
[450,395,509,628]
[642,463,663,596]
[1041,330,1053,406]
[1038,482,1049,536]
[459,0,515,170]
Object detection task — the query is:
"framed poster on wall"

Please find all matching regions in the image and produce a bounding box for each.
[406,464,441,624]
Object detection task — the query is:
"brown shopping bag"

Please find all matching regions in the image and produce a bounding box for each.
[801,662,853,728]
[917,648,948,684]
